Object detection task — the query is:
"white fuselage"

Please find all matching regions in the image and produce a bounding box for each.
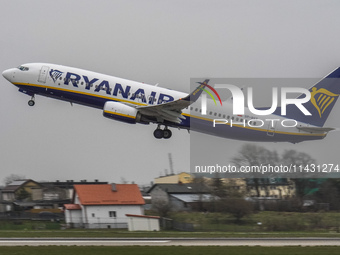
[2,63,327,142]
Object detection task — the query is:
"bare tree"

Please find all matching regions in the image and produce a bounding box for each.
[152,199,172,217]
[232,144,279,197]
[281,149,317,208]
[191,176,211,211]
[3,174,26,185]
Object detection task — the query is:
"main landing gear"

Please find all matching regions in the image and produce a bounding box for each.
[28,95,35,106]
[153,125,172,139]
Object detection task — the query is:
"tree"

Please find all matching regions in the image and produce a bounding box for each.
[211,173,227,198]
[313,179,340,210]
[3,174,26,185]
[281,150,317,208]
[152,199,172,217]
[217,197,253,223]
[232,144,280,197]
[191,176,211,211]
[16,188,31,201]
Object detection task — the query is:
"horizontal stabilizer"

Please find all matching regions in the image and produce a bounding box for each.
[297,126,336,133]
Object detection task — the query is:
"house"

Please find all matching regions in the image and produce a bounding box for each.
[1,179,42,202]
[31,186,70,211]
[64,183,145,229]
[148,183,212,211]
[154,172,194,184]
[0,187,5,213]
[245,178,295,199]
[39,180,108,200]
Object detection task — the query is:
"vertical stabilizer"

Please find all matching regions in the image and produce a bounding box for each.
[276,67,340,127]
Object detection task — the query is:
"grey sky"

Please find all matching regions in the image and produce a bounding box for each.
[1,0,340,185]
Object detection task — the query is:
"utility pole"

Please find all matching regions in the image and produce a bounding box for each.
[168,153,174,175]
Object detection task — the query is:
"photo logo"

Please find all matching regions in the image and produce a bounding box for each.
[201,84,312,116]
[310,87,339,117]
[198,80,222,115]
[199,83,312,129]
[199,82,223,106]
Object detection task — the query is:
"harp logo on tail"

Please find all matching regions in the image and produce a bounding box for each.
[310,87,339,118]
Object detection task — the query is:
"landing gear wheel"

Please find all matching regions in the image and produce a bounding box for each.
[153,129,164,139]
[28,100,35,106]
[28,95,35,106]
[163,129,172,139]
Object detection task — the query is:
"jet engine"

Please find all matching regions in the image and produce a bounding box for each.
[103,101,148,124]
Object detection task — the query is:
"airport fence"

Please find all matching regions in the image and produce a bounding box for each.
[0,211,64,221]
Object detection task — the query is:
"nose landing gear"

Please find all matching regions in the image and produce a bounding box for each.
[28,96,35,106]
[153,125,172,139]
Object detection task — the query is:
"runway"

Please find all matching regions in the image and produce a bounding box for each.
[0,237,339,246]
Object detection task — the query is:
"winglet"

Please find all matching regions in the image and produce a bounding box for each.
[182,79,210,103]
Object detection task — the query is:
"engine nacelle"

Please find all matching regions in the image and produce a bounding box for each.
[103,101,146,124]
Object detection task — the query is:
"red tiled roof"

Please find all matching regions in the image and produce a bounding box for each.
[74,184,145,206]
[64,204,81,210]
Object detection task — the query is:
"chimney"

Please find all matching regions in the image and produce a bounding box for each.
[111,183,117,192]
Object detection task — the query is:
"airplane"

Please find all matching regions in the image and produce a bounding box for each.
[2,63,340,143]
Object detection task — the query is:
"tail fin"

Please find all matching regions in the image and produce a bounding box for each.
[276,67,340,127]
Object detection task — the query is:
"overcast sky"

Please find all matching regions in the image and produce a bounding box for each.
[1,0,340,186]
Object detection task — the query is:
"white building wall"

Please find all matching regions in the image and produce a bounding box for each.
[127,217,160,231]
[65,210,83,228]
[82,205,144,229]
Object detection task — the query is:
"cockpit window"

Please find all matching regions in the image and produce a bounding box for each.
[17,66,29,71]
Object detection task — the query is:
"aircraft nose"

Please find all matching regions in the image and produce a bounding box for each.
[2,69,14,82]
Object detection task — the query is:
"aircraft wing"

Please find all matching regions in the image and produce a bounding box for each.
[136,80,209,123]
